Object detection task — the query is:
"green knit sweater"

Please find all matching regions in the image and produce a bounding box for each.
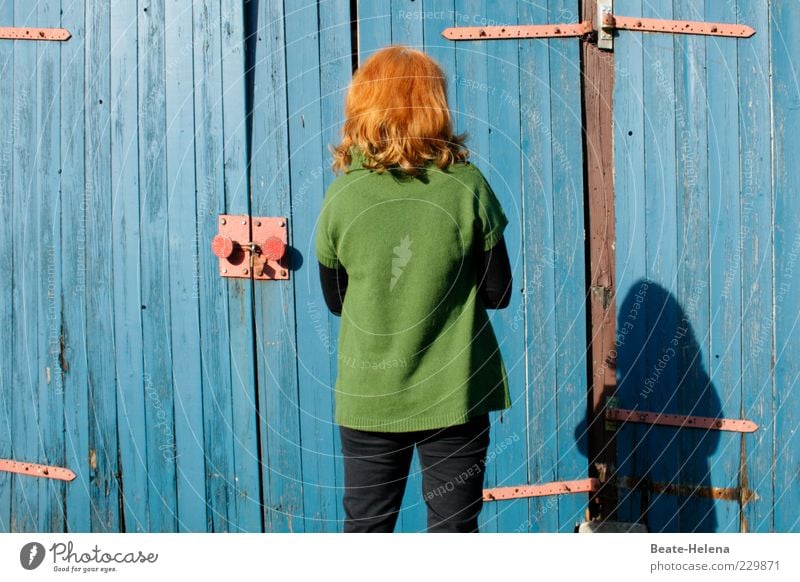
[315,147,511,431]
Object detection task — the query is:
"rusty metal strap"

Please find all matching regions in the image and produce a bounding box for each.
[604,14,755,38]
[614,475,759,503]
[443,16,754,41]
[441,21,593,41]
[0,459,76,481]
[606,408,758,433]
[484,478,599,501]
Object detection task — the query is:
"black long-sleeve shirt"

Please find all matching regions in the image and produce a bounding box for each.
[318,237,512,316]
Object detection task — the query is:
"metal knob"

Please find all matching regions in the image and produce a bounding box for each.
[211,234,234,259]
[260,236,286,261]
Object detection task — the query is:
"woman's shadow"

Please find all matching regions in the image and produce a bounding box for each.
[576,279,722,532]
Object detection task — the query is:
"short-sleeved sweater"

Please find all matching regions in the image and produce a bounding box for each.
[315,146,512,432]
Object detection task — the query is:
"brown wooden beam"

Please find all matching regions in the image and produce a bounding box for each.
[579,0,618,522]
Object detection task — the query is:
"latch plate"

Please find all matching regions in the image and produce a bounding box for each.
[212,215,289,280]
[597,0,614,50]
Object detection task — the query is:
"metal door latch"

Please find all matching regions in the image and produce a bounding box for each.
[211,215,289,280]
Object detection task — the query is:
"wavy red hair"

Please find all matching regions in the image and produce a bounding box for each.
[331,45,468,176]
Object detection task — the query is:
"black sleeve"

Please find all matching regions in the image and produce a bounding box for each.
[475,237,512,309]
[318,261,349,316]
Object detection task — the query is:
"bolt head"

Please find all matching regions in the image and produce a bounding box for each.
[243,268,249,275]
[220,218,226,225]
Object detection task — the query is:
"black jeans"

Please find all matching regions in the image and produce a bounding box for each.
[339,413,491,533]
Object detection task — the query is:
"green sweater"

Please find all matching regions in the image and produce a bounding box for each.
[315,147,511,431]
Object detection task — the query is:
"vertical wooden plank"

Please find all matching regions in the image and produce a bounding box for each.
[0,0,14,534]
[318,0,354,531]
[85,0,120,533]
[10,0,40,533]
[249,0,298,532]
[639,0,680,532]
[110,0,148,531]
[422,0,456,112]
[138,0,176,533]
[581,0,618,522]
[704,0,741,533]
[483,0,529,534]
[391,0,422,49]
[286,0,332,533]
[306,0,353,532]
[36,0,65,533]
[772,0,800,533]
[357,0,390,63]
[612,0,647,527]
[194,0,234,533]
[547,0,587,532]
[219,0,260,533]
[738,0,774,533]
[673,0,711,534]
[60,0,91,533]
[518,0,559,534]
[165,0,208,532]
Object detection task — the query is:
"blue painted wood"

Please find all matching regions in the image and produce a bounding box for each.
[640,0,680,533]
[36,0,65,533]
[193,0,236,534]
[219,0,261,533]
[483,0,530,535]
[318,0,353,531]
[110,0,149,532]
[738,0,775,533]
[546,0,587,533]
[10,0,41,533]
[703,0,741,533]
[60,0,91,533]
[518,0,559,534]
[84,0,121,533]
[612,0,795,532]
[0,0,13,534]
[673,0,712,534]
[613,0,648,529]
[391,0,422,49]
[250,0,303,533]
[286,0,337,533]
[139,0,176,533]
[772,0,800,533]
[357,0,391,63]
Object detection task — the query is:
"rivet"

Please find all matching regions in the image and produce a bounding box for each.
[255,220,262,227]
[242,219,247,225]
[279,221,285,227]
[243,268,249,275]
[220,218,226,225]
[281,270,288,277]
[223,268,228,274]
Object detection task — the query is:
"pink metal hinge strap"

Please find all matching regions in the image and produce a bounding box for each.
[0,27,72,41]
[442,15,754,41]
[484,478,599,501]
[0,459,76,481]
[605,408,758,433]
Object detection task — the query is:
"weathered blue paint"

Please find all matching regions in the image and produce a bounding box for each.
[614,0,798,531]
[772,0,800,534]
[4,0,795,534]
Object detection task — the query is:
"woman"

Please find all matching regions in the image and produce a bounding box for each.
[315,45,513,533]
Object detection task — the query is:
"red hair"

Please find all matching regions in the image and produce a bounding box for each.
[331,45,468,176]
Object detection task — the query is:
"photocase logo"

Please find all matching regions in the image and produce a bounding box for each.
[20,542,46,570]
[390,234,413,291]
